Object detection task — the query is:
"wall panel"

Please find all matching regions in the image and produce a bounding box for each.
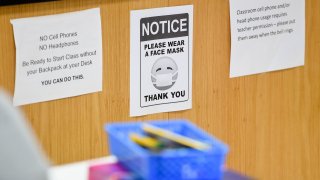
[0,0,319,179]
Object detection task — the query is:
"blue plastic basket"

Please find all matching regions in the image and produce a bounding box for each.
[105,120,228,180]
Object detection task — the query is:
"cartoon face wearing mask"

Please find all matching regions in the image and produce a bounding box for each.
[151,57,178,91]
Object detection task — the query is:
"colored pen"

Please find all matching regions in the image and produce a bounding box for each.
[142,123,211,151]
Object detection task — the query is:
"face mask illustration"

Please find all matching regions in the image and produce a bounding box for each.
[151,57,178,91]
[151,71,178,87]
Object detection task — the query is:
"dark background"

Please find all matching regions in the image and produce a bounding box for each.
[0,0,56,6]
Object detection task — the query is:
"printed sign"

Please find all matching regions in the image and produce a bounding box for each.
[11,8,102,106]
[229,0,305,77]
[130,5,193,116]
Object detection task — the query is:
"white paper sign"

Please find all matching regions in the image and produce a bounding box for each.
[229,0,305,77]
[130,5,193,116]
[11,8,102,106]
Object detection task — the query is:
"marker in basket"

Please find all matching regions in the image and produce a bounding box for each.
[129,133,164,150]
[142,124,211,151]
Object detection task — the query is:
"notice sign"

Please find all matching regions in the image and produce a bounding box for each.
[229,0,305,77]
[11,8,102,106]
[130,5,193,116]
